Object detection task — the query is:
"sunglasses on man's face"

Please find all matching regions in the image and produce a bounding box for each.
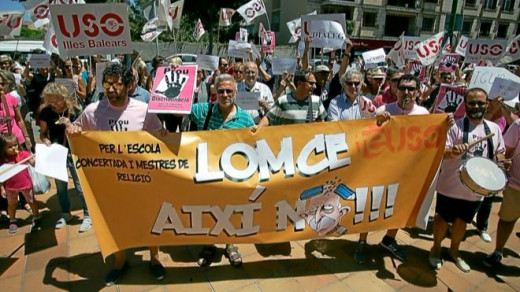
[466,101,487,107]
[398,85,417,92]
[345,81,361,87]
[217,89,234,95]
[103,81,124,90]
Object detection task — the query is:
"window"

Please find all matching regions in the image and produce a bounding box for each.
[425,0,438,3]
[497,24,508,38]
[272,0,281,9]
[502,0,516,11]
[272,10,280,31]
[465,0,476,6]
[422,17,434,31]
[480,22,492,36]
[485,0,497,9]
[462,20,472,34]
[516,24,520,35]
[363,12,377,28]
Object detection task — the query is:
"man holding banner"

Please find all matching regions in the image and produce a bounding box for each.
[186,74,254,267]
[66,63,166,285]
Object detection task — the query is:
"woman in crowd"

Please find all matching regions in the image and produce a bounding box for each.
[39,82,91,232]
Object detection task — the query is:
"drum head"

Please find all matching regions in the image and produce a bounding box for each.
[465,157,507,192]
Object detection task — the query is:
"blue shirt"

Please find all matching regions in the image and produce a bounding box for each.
[129,86,151,104]
[327,93,377,121]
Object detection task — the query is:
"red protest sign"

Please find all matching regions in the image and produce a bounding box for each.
[261,31,275,53]
[433,84,467,120]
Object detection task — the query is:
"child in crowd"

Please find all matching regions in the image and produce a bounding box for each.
[0,134,40,234]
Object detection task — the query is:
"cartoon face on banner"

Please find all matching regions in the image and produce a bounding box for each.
[148,65,197,114]
[434,85,467,120]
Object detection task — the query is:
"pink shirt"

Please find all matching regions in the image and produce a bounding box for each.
[503,119,520,190]
[74,98,162,131]
[4,150,33,191]
[0,93,25,145]
[376,102,429,116]
[437,118,505,202]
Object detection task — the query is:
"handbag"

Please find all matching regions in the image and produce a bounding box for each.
[28,165,50,194]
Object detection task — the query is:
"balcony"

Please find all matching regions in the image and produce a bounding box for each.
[386,0,420,12]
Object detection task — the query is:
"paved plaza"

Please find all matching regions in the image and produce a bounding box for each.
[0,182,519,292]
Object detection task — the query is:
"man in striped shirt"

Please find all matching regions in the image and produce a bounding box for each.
[188,74,254,130]
[254,70,327,128]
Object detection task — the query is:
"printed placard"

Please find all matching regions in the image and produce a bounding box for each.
[235,91,260,110]
[362,48,386,70]
[489,77,520,101]
[272,58,297,75]
[95,62,108,94]
[227,40,250,59]
[148,65,197,114]
[29,54,51,69]
[433,84,467,120]
[301,14,346,39]
[196,54,219,71]
[309,20,346,49]
[54,78,76,96]
[406,60,425,82]
[261,31,276,53]
[50,4,133,58]
[469,66,520,93]
[442,53,460,65]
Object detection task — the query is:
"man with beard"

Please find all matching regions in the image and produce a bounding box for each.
[430,88,506,273]
[67,63,166,285]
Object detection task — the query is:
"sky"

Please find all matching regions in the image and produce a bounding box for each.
[1,1,25,12]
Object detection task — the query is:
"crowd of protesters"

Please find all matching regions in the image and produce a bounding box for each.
[0,34,519,286]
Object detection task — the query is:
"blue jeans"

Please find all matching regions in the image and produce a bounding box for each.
[56,157,88,216]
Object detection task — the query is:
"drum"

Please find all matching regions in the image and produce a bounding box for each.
[459,157,507,196]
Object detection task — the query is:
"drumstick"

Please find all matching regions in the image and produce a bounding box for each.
[462,133,495,154]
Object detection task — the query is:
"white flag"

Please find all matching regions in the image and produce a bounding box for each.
[0,11,24,37]
[192,18,205,41]
[219,8,235,27]
[168,0,184,30]
[415,31,444,66]
[286,11,316,43]
[236,0,266,24]
[43,21,60,54]
[141,30,162,42]
[258,22,267,38]
[498,34,520,65]
[387,33,406,68]
[24,0,80,28]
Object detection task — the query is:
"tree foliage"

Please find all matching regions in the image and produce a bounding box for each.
[20,27,44,40]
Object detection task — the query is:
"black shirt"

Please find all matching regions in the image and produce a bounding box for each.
[38,106,81,147]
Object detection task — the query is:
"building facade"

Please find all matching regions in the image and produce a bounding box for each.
[266,0,520,45]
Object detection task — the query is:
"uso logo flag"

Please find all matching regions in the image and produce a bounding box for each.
[50,3,132,57]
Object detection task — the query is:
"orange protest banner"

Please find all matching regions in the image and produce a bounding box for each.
[69,115,448,258]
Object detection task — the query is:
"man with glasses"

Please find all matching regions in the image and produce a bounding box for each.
[186,74,254,268]
[237,61,274,123]
[373,67,404,108]
[67,63,166,285]
[327,70,377,121]
[362,67,386,101]
[253,70,326,127]
[218,57,229,74]
[348,74,431,265]
[430,88,505,273]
